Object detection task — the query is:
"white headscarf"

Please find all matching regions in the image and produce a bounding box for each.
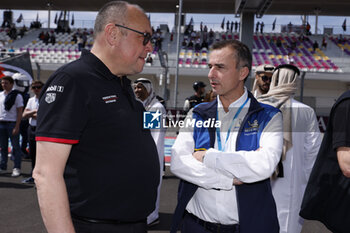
[135,78,156,111]
[258,64,299,177]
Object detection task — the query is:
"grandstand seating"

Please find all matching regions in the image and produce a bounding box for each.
[16,29,94,63]
[251,33,340,72]
[329,35,350,56]
[0,27,344,73]
[0,28,13,45]
[170,31,340,72]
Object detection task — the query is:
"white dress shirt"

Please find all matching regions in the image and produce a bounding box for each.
[25,96,39,126]
[171,88,283,225]
[0,91,24,122]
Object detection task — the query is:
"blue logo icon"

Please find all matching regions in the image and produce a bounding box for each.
[143,110,162,129]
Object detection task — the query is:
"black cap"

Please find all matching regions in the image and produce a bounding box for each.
[193,81,206,91]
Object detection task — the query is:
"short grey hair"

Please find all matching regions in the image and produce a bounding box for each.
[93,1,146,38]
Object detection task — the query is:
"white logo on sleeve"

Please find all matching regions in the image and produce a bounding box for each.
[46,85,64,92]
[45,93,56,104]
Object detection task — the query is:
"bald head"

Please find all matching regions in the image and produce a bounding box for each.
[93,1,146,39]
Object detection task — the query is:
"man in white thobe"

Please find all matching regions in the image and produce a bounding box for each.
[258,64,322,233]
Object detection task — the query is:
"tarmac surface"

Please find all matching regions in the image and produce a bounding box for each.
[0,158,332,233]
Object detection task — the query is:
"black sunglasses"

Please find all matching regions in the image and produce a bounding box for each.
[261,75,272,82]
[115,24,152,46]
[32,86,43,89]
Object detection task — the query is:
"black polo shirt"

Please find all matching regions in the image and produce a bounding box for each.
[36,49,160,221]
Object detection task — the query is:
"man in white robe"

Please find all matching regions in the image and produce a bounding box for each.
[258,64,322,233]
[134,78,166,226]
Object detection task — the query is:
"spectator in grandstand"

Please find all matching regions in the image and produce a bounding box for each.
[286,52,295,65]
[234,21,239,32]
[8,24,17,40]
[208,28,214,39]
[21,80,44,184]
[171,39,283,233]
[321,36,327,50]
[252,64,274,98]
[260,22,265,34]
[77,36,84,51]
[203,25,208,32]
[258,64,322,233]
[290,40,297,50]
[187,40,194,49]
[338,34,345,43]
[43,32,50,45]
[288,22,293,33]
[0,40,6,57]
[49,33,56,45]
[145,53,153,65]
[182,39,187,47]
[33,2,159,233]
[155,36,162,50]
[276,37,282,47]
[313,40,319,51]
[38,31,45,41]
[255,21,260,33]
[194,39,201,51]
[201,40,208,50]
[183,81,206,112]
[8,46,15,53]
[300,90,350,233]
[190,30,196,40]
[298,34,305,42]
[18,26,27,38]
[71,34,77,44]
[0,76,24,177]
[133,78,166,227]
[305,23,311,35]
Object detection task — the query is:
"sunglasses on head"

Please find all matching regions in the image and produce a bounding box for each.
[261,75,272,82]
[115,24,152,46]
[32,86,42,89]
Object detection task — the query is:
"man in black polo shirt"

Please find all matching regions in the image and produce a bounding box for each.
[33,2,159,233]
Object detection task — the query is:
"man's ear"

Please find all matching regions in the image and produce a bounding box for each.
[105,23,118,46]
[239,66,249,81]
[255,74,260,80]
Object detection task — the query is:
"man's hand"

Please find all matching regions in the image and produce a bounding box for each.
[12,126,19,135]
[233,178,243,185]
[192,150,206,162]
[337,147,350,177]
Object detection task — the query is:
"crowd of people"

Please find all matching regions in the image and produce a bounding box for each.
[1,1,350,233]
[38,31,56,45]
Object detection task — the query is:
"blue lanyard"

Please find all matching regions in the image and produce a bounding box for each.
[216,97,249,151]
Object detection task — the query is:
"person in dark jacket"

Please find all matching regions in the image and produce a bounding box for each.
[300,90,350,233]
[183,81,206,113]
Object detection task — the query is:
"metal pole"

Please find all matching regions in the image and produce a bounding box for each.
[314,8,320,35]
[173,0,182,108]
[300,71,306,103]
[47,3,51,29]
